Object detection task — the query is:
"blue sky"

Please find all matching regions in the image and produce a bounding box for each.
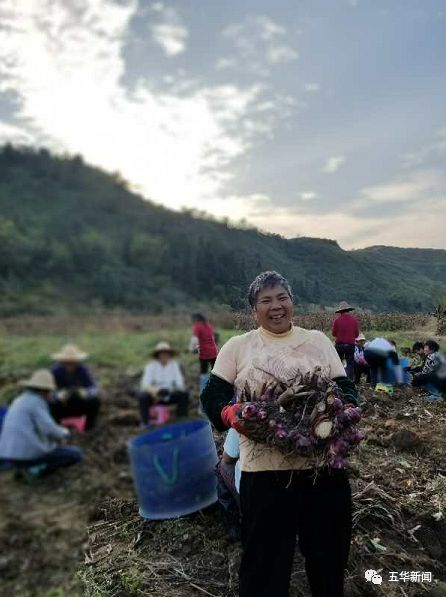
[0,0,445,248]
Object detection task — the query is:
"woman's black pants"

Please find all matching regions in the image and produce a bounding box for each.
[50,394,101,430]
[239,469,352,597]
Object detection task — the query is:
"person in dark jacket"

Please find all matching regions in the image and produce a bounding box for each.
[201,271,358,597]
[50,344,101,431]
[332,301,360,380]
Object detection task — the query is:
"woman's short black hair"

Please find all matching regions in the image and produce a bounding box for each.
[247,271,293,308]
[412,342,424,352]
[191,313,207,323]
[424,339,440,352]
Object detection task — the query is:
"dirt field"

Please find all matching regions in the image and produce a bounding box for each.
[1,373,446,596]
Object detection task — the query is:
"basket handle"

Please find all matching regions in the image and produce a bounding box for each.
[153,448,179,485]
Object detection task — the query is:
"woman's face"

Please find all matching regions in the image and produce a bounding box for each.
[253,284,293,333]
[158,351,171,365]
[423,345,432,356]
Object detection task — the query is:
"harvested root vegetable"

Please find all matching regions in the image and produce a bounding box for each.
[276,388,295,407]
[236,369,364,467]
[313,419,333,439]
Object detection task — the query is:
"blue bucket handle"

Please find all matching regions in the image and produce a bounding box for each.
[153,448,180,485]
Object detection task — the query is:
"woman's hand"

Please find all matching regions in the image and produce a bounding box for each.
[221,403,245,434]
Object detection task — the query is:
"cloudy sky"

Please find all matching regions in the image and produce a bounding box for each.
[0,0,445,249]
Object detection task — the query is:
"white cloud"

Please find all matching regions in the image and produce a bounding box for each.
[152,24,188,56]
[0,0,289,211]
[323,155,345,173]
[357,170,440,204]
[0,121,34,144]
[401,127,446,168]
[215,57,238,71]
[299,191,317,201]
[232,192,446,249]
[222,15,299,75]
[266,45,299,65]
[150,5,188,56]
[304,83,320,93]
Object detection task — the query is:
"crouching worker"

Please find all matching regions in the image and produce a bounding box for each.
[50,344,101,431]
[0,370,83,476]
[138,342,189,425]
[364,337,403,392]
[215,428,241,541]
[412,340,446,402]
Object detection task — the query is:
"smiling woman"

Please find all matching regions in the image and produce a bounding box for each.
[201,270,359,597]
[248,271,294,334]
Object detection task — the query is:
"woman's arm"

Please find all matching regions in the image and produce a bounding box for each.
[174,362,186,391]
[33,405,70,441]
[320,331,360,405]
[333,376,359,406]
[200,373,235,431]
[140,362,155,391]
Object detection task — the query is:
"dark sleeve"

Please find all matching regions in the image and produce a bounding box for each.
[333,376,360,406]
[51,365,63,388]
[200,373,235,432]
[80,365,96,389]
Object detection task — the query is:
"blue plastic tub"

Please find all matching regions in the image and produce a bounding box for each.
[399,357,411,384]
[128,418,218,519]
[386,357,411,384]
[0,407,7,435]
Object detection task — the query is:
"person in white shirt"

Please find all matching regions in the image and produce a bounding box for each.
[138,342,189,425]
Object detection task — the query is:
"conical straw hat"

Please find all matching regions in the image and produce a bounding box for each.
[152,341,177,358]
[20,369,56,391]
[335,301,355,313]
[51,344,89,362]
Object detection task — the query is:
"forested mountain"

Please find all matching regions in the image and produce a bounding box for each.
[0,145,444,315]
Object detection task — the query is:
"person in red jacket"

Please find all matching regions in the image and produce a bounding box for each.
[191,313,218,393]
[332,301,360,380]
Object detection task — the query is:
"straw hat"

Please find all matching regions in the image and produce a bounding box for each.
[20,369,56,391]
[335,301,355,313]
[51,344,89,362]
[152,341,176,358]
[356,333,366,342]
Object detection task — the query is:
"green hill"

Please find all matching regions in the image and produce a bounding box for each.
[0,145,444,315]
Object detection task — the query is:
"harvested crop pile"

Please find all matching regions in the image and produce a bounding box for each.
[82,385,446,597]
[237,369,363,467]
